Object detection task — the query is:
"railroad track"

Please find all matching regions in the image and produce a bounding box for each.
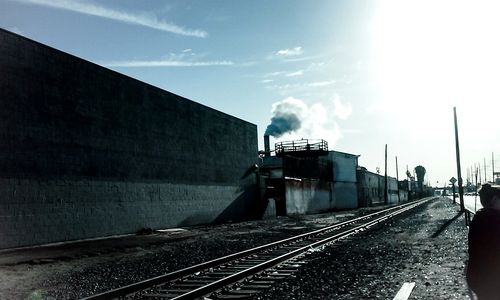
[83,198,433,300]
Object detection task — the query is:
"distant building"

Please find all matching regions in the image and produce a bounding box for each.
[259,138,360,215]
[356,167,408,206]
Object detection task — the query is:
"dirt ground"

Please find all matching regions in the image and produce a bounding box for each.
[0,197,469,299]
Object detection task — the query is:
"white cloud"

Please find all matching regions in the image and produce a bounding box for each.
[307,80,336,87]
[264,79,338,96]
[102,50,236,67]
[265,79,336,90]
[285,70,304,77]
[13,0,208,38]
[263,71,286,77]
[103,59,233,67]
[282,55,323,63]
[274,47,303,57]
[307,62,327,70]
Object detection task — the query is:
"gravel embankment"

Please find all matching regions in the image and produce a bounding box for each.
[253,198,469,299]
[0,198,469,299]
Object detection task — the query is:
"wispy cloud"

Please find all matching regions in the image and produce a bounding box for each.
[102,49,237,67]
[285,70,304,77]
[13,0,208,38]
[273,47,303,57]
[265,80,336,90]
[263,71,286,78]
[283,55,324,63]
[307,80,336,87]
[103,59,233,68]
[264,79,337,95]
[262,70,304,79]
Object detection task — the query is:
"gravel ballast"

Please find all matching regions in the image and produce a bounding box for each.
[0,197,469,299]
[254,198,469,299]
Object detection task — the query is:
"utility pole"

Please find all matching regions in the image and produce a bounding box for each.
[406,164,411,200]
[484,157,487,183]
[453,107,465,213]
[396,156,400,203]
[476,166,479,192]
[384,144,388,205]
[475,166,479,212]
[493,152,495,184]
[469,167,473,186]
[452,182,456,203]
[478,163,482,186]
[471,166,474,185]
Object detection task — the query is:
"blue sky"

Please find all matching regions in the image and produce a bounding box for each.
[2,0,500,187]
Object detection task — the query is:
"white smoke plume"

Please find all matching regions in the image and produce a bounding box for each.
[265,96,350,147]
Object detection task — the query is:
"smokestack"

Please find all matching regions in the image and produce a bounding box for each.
[264,135,270,157]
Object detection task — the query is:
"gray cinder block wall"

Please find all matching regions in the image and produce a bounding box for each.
[0,29,258,249]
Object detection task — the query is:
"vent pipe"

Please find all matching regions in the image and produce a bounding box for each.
[264,135,270,157]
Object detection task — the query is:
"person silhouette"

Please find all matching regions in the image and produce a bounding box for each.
[466,184,500,299]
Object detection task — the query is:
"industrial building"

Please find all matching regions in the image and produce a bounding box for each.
[259,137,409,216]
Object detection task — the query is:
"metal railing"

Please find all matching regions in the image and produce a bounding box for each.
[275,139,328,156]
[456,194,479,226]
[465,208,474,226]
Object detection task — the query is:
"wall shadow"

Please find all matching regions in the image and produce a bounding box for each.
[431,211,463,238]
[212,165,265,224]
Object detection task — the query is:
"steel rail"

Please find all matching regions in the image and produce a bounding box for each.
[82,198,432,300]
[170,198,430,299]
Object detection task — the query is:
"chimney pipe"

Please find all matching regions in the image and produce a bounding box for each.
[264,135,270,157]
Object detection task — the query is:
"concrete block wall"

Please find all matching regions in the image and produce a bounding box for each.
[0,29,258,249]
[0,178,252,248]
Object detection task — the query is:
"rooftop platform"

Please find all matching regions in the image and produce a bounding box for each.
[275,139,328,157]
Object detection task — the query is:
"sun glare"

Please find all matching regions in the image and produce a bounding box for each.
[373,0,500,119]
